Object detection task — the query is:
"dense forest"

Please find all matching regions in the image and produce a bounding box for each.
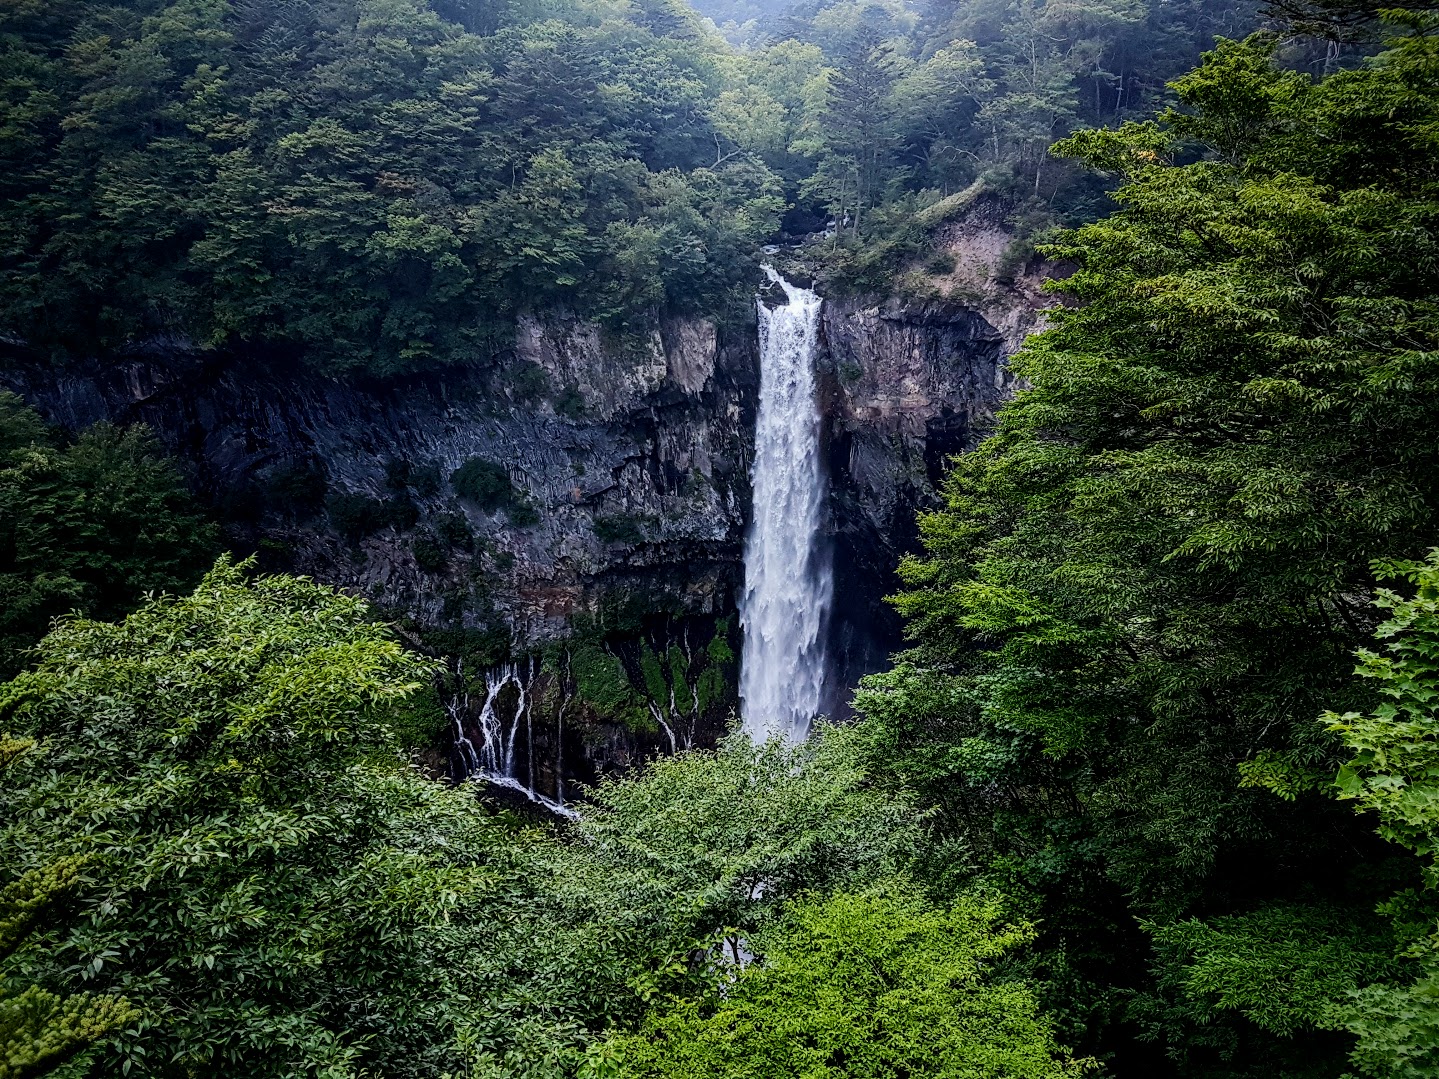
[5,0,1439,1073]
[3,0,1271,372]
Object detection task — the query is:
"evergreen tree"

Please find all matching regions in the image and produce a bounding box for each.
[856,23,1439,1073]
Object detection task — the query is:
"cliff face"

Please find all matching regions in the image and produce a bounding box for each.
[816,297,1018,709]
[1,273,1035,788]
[2,316,756,643]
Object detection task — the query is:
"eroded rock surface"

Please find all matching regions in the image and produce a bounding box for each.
[2,268,1037,779]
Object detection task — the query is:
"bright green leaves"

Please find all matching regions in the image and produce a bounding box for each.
[0,559,513,1078]
[604,887,1088,1079]
[1297,550,1439,1077]
[1325,550,1439,863]
[0,985,139,1079]
[0,738,137,1079]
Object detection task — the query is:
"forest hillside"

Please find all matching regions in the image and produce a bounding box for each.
[4,0,1439,1076]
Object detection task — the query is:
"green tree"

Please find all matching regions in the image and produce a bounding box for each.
[603,887,1087,1079]
[0,557,519,1077]
[540,727,923,1020]
[0,392,218,678]
[0,0,784,374]
[856,25,1439,1073]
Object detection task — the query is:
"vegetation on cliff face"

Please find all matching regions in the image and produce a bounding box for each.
[0,391,217,679]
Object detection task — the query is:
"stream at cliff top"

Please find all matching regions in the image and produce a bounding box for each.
[739,268,833,741]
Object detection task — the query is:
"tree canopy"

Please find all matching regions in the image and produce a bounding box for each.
[0,391,217,679]
[854,20,1439,1076]
[0,0,785,373]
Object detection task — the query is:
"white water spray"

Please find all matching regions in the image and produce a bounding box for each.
[739,267,832,741]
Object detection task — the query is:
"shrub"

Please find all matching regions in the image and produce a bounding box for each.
[553,385,586,419]
[507,497,540,527]
[383,494,420,531]
[594,514,647,544]
[924,249,958,276]
[412,531,448,573]
[326,492,387,542]
[436,512,474,551]
[451,458,512,511]
[267,460,328,515]
[410,464,442,498]
[572,640,651,732]
[507,361,550,402]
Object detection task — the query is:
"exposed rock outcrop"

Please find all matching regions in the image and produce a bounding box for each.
[1,316,756,645]
[1,266,1040,779]
[817,296,1019,710]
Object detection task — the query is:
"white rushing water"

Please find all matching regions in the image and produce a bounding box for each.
[739,267,832,741]
[450,657,578,819]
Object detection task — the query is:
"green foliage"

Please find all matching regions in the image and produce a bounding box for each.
[434,511,474,551]
[385,684,450,750]
[856,24,1439,1075]
[1318,550,1439,1077]
[507,361,551,403]
[733,0,1264,290]
[508,495,541,527]
[451,457,512,511]
[0,984,138,1079]
[412,530,449,572]
[453,728,928,1076]
[1325,551,1439,858]
[0,785,139,1079]
[325,490,389,541]
[0,0,784,374]
[695,622,735,714]
[554,385,587,419]
[0,557,534,1078]
[605,886,1086,1079]
[572,639,651,731]
[0,393,218,679]
[550,726,921,976]
[1144,904,1401,1038]
[267,461,329,516]
[594,515,650,545]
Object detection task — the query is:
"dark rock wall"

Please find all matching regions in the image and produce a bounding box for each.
[2,285,1028,769]
[1,314,758,645]
[816,297,1018,714]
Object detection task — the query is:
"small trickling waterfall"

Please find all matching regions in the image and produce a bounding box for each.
[450,658,577,819]
[739,267,832,741]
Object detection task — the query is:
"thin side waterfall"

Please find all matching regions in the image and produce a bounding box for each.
[449,658,578,819]
[739,267,832,741]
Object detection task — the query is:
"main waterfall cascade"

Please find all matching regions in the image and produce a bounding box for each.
[739,268,833,741]
[450,267,830,802]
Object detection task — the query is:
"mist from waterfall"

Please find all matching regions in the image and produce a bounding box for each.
[739,267,832,741]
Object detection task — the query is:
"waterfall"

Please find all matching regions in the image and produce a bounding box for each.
[449,657,578,819]
[739,267,832,741]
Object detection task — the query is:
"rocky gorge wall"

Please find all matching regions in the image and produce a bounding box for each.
[1,239,1046,795]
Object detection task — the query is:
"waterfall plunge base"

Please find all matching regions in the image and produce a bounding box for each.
[739,269,832,741]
